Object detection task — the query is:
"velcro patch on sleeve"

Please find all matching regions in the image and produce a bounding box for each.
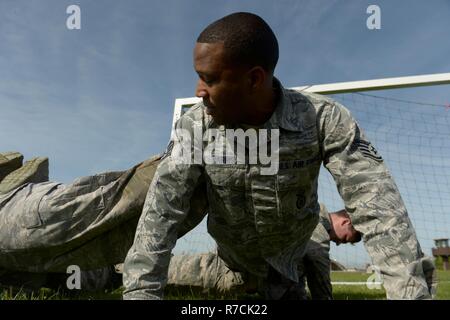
[353,139,383,162]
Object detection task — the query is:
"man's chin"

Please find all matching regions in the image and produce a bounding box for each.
[205,111,233,126]
[209,114,226,125]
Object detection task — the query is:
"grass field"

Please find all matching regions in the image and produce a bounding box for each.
[331,270,450,300]
[1,270,449,300]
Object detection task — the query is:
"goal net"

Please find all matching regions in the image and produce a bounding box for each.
[172,73,450,271]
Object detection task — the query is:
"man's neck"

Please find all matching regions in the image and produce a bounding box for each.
[242,82,279,126]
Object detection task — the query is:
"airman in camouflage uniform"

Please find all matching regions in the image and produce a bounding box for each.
[123,12,434,300]
[123,83,434,299]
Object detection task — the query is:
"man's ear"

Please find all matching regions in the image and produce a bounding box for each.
[342,217,352,226]
[247,66,266,90]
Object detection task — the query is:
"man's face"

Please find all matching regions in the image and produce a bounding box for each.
[329,214,362,245]
[193,42,252,125]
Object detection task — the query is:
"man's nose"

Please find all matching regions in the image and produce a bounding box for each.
[195,79,208,98]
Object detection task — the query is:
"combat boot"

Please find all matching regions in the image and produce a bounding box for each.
[0,156,49,194]
[0,152,23,183]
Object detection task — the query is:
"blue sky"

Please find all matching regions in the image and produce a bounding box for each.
[1,0,449,267]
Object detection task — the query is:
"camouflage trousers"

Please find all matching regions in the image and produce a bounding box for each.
[0,154,207,290]
[0,162,153,273]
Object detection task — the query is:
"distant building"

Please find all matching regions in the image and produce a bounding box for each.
[432,238,450,270]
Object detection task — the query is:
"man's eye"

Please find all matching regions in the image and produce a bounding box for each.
[202,78,215,85]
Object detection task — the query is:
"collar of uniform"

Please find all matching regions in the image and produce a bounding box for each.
[262,77,306,132]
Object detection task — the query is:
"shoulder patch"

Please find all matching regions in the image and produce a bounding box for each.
[353,139,383,162]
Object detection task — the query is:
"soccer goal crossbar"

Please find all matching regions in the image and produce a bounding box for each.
[172,72,450,132]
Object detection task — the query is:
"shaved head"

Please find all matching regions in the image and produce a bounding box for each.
[197,12,279,72]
